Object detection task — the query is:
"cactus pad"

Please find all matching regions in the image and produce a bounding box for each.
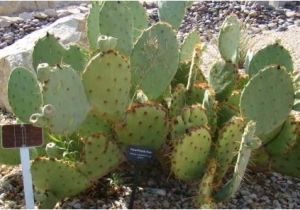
[169,84,187,118]
[218,15,241,63]
[77,134,123,180]
[31,158,88,199]
[180,31,201,63]
[208,61,237,101]
[131,23,179,99]
[40,65,89,135]
[266,115,299,155]
[82,51,131,122]
[247,42,294,77]
[202,89,218,134]
[115,103,168,150]
[87,2,104,50]
[240,65,294,142]
[171,127,211,181]
[214,117,244,181]
[8,67,42,123]
[98,2,133,55]
[157,1,192,30]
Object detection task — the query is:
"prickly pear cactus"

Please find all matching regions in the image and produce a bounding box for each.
[82,51,131,122]
[32,34,87,72]
[32,65,89,135]
[208,61,237,101]
[131,23,179,99]
[180,30,201,63]
[115,103,168,150]
[77,134,123,180]
[214,117,244,182]
[157,1,192,30]
[202,89,218,134]
[247,42,294,77]
[171,126,211,181]
[214,121,261,202]
[240,65,294,142]
[266,115,299,155]
[31,158,88,203]
[169,84,187,118]
[8,67,42,123]
[98,2,133,55]
[218,15,241,63]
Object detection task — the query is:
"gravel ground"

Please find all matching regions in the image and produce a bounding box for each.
[0,1,300,209]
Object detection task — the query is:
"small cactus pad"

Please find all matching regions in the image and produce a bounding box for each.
[218,15,241,63]
[87,2,104,50]
[77,134,123,180]
[126,1,148,42]
[157,1,192,30]
[171,104,208,139]
[171,127,212,181]
[214,117,244,181]
[31,158,88,199]
[82,51,131,122]
[131,23,179,99]
[247,42,294,77]
[98,2,133,55]
[33,34,87,72]
[240,65,294,142]
[115,103,168,150]
[195,158,217,207]
[180,31,201,63]
[266,115,299,155]
[8,67,42,123]
[169,84,187,118]
[97,35,118,51]
[77,112,111,137]
[202,89,218,134]
[41,65,89,135]
[208,61,237,101]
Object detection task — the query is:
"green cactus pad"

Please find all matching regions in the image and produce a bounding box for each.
[169,84,187,118]
[214,117,244,182]
[208,61,237,101]
[247,42,294,77]
[202,89,218,134]
[77,134,123,180]
[32,34,87,72]
[98,2,133,55]
[171,127,212,181]
[87,2,104,50]
[240,65,294,143]
[195,158,217,207]
[266,115,299,155]
[186,82,209,105]
[77,112,111,137]
[171,104,208,139]
[218,15,241,63]
[126,1,148,42]
[31,158,88,199]
[131,23,179,99]
[180,31,201,63]
[171,127,211,181]
[41,65,89,135]
[115,103,168,150]
[35,190,58,209]
[157,1,192,30]
[8,67,42,123]
[82,51,131,122]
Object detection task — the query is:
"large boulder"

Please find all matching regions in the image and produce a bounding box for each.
[0,13,87,112]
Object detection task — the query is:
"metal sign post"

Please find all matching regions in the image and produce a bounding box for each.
[2,124,43,209]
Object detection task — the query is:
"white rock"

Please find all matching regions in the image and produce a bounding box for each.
[0,16,22,28]
[19,12,33,20]
[44,9,57,17]
[286,11,295,18]
[0,13,87,111]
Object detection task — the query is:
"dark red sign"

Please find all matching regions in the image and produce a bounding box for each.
[2,124,43,148]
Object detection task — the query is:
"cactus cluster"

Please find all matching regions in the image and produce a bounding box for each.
[0,1,299,208]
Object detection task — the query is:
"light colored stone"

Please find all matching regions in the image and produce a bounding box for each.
[18,12,33,20]
[0,16,22,28]
[44,9,57,17]
[0,13,87,111]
